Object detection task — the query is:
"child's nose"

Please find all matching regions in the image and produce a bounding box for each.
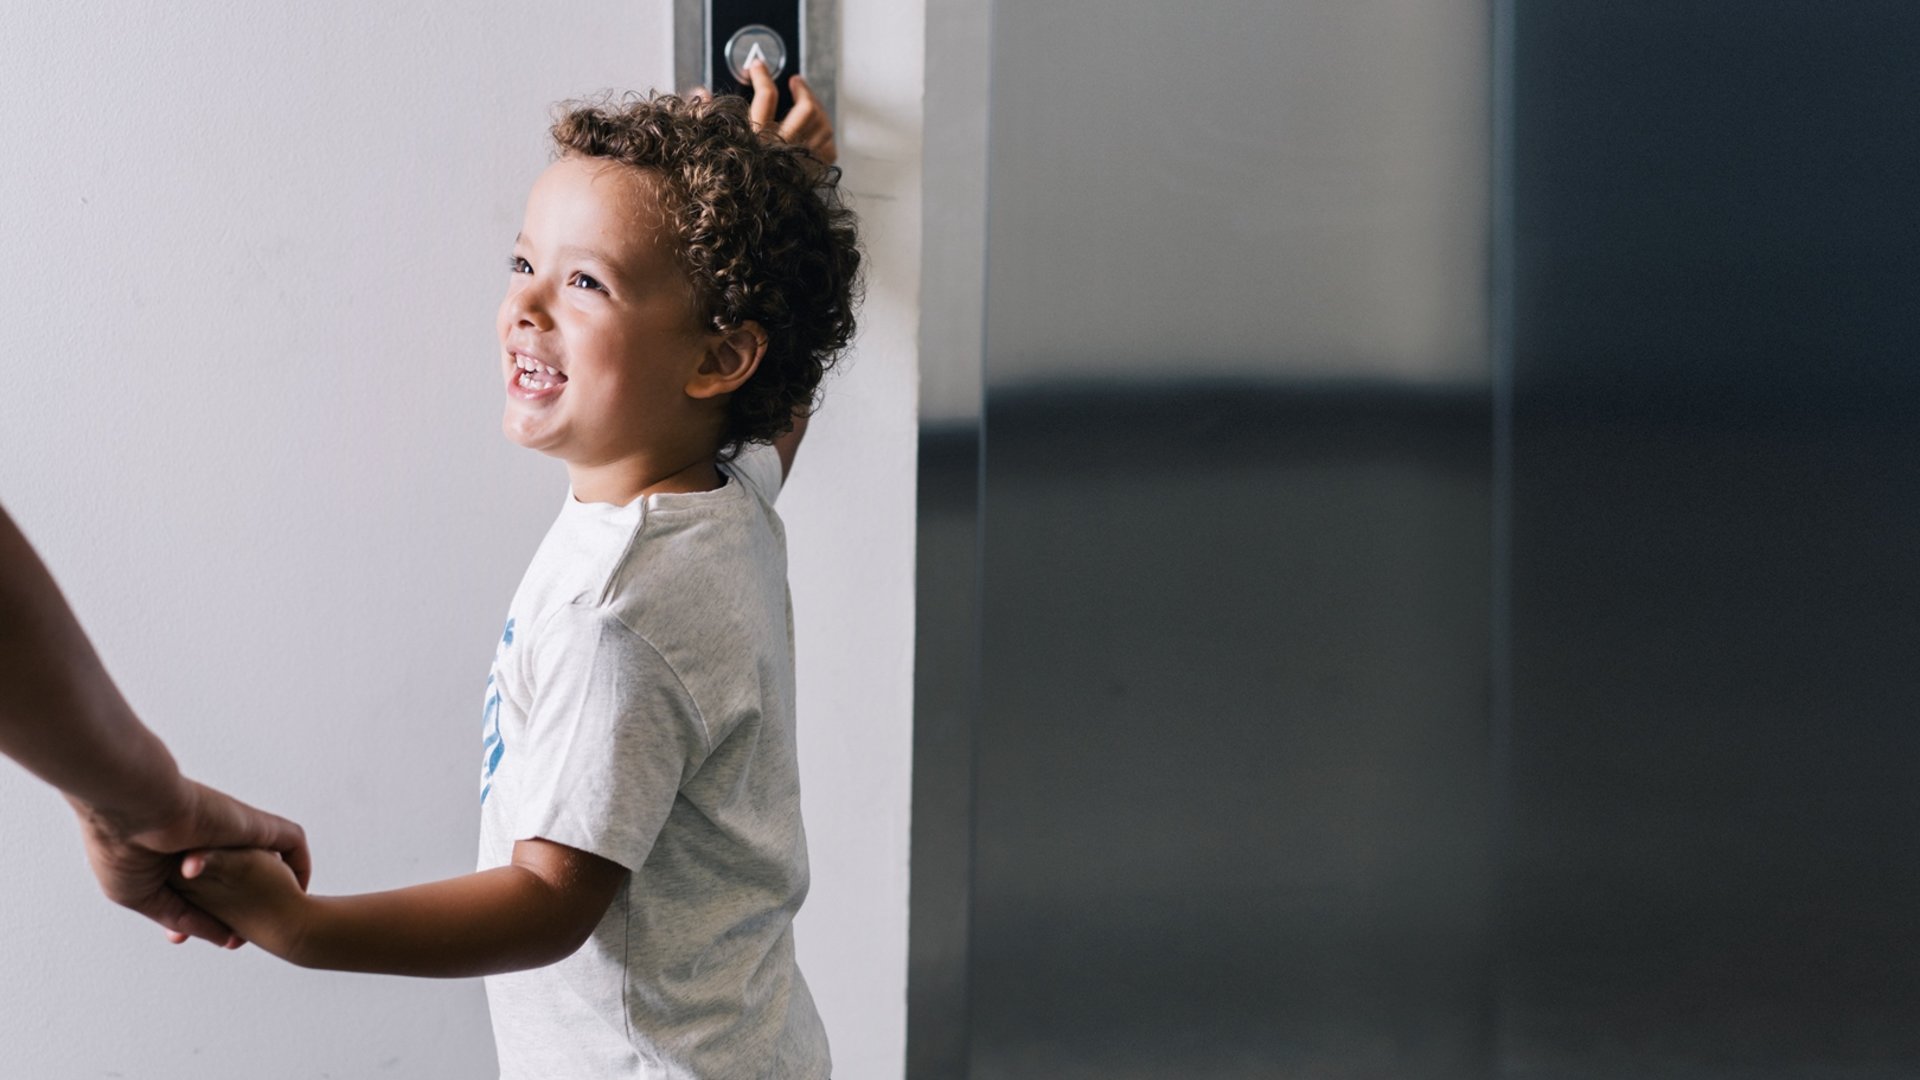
[507,287,555,330]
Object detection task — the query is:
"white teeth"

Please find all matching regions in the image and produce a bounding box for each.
[517,371,555,391]
[513,354,564,379]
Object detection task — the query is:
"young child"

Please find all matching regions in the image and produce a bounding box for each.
[173,67,859,1080]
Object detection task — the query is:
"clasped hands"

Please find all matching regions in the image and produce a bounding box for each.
[74,776,309,951]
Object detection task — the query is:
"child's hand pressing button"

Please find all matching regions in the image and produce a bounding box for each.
[744,59,837,165]
[690,59,838,165]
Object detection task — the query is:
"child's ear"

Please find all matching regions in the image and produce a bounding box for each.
[688,321,767,399]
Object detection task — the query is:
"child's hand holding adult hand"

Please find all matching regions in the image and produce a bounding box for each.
[171,847,312,962]
[72,777,311,950]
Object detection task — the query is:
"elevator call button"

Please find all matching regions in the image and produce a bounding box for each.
[725,24,788,83]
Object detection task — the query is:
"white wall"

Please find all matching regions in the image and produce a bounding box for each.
[786,0,922,1075]
[0,3,916,1077]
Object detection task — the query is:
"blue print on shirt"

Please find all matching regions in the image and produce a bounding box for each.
[480,617,514,804]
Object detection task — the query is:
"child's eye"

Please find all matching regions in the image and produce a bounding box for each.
[570,272,608,293]
[508,256,532,274]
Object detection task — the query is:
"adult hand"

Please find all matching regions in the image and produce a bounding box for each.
[1,505,311,946]
[72,777,310,948]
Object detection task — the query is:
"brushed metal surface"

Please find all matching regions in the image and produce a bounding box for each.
[1500,4,1920,1075]
[968,388,1496,1080]
[911,426,983,1080]
[912,3,1919,1077]
[961,2,1496,1076]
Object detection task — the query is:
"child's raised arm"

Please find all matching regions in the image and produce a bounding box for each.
[774,408,810,481]
[174,838,623,978]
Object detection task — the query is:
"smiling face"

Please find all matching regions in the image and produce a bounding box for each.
[498,156,718,486]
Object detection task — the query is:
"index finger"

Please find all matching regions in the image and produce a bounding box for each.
[168,897,246,950]
[276,825,313,891]
[143,876,244,949]
[226,804,313,890]
[745,59,779,132]
[188,781,313,890]
[787,72,818,113]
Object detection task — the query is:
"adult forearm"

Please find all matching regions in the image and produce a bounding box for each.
[0,507,182,821]
[286,866,597,978]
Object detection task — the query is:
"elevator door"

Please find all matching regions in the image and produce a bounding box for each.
[968,2,1494,1076]
[917,2,1920,1077]
[1502,4,1920,1075]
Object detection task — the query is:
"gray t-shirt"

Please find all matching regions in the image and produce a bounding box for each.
[476,444,830,1080]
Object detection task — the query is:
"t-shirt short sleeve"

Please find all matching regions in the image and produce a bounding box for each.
[505,603,711,872]
[726,442,786,505]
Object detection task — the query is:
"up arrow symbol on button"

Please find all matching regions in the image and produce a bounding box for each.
[724,24,787,83]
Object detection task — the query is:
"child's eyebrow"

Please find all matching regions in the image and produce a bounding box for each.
[512,234,635,287]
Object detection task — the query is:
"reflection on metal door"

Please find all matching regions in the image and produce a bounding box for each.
[911,2,1920,1077]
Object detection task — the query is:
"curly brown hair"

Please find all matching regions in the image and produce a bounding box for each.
[550,92,862,458]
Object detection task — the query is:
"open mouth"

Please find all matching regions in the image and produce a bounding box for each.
[512,353,568,393]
